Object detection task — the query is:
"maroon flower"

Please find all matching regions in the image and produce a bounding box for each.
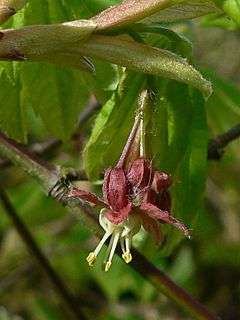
[67,96,190,271]
[67,157,190,271]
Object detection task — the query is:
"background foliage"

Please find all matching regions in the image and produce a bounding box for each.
[0,1,240,319]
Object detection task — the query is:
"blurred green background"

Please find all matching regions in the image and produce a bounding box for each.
[0,1,240,319]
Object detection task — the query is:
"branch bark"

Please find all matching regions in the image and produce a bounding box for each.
[0,131,220,320]
[208,123,240,160]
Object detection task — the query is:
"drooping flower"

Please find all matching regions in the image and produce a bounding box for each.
[68,157,190,271]
[67,90,191,271]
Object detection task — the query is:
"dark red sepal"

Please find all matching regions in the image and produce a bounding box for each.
[127,158,153,190]
[103,167,130,212]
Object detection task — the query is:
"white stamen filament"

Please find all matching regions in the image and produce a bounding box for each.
[94,231,112,256]
[86,211,141,271]
[120,237,126,254]
[104,231,120,272]
[86,231,112,267]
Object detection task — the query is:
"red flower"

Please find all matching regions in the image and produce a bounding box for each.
[67,92,190,271]
[67,157,190,271]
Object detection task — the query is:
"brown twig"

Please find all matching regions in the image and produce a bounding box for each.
[208,124,240,160]
[0,189,88,320]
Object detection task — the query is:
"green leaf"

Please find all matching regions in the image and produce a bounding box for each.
[201,12,239,29]
[149,76,208,255]
[214,0,240,25]
[83,73,145,180]
[204,0,240,29]
[223,0,240,25]
[160,88,208,255]
[203,69,240,133]
[0,62,26,141]
[132,24,193,58]
[81,59,120,104]
[20,63,90,140]
[80,35,212,97]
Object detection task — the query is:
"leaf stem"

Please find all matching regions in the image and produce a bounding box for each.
[208,123,240,160]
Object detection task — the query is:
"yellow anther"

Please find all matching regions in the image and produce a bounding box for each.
[122,252,132,264]
[86,252,96,267]
[104,261,112,272]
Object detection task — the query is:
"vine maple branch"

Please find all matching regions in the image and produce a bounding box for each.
[208,123,240,160]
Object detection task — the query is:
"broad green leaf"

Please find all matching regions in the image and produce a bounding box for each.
[81,59,120,104]
[148,78,170,169]
[0,62,26,141]
[166,82,194,172]
[132,23,193,59]
[160,89,208,255]
[20,63,90,140]
[148,74,208,255]
[83,73,145,180]
[79,35,212,97]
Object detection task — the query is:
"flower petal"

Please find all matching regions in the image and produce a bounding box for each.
[103,167,130,211]
[157,190,171,211]
[140,202,190,238]
[152,171,172,193]
[127,158,153,190]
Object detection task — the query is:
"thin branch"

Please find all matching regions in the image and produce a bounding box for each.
[130,249,220,320]
[0,188,88,320]
[0,132,220,320]
[208,124,240,160]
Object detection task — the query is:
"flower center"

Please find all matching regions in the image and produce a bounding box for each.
[86,209,141,271]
